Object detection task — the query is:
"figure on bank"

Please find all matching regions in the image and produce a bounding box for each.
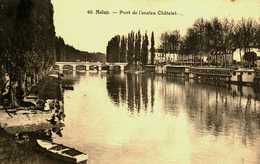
[1,73,11,108]
[1,72,35,109]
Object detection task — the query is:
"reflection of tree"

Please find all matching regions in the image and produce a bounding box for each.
[245,95,252,113]
[141,75,148,110]
[105,73,260,144]
[106,74,155,114]
[127,74,134,112]
[106,74,129,106]
[134,75,141,112]
[184,81,260,137]
[150,76,155,111]
[106,75,120,105]
[120,76,127,104]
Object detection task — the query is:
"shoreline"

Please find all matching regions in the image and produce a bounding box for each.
[0,71,65,135]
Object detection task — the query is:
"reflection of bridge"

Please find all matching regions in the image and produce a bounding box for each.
[53,62,128,72]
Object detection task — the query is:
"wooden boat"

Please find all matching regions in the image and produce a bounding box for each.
[36,139,88,163]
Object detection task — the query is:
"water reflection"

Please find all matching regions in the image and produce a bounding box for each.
[108,74,260,112]
[107,74,156,113]
[106,73,260,146]
[5,71,259,164]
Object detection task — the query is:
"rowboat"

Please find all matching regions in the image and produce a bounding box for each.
[36,139,88,163]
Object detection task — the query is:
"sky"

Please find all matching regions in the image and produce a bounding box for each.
[51,0,260,53]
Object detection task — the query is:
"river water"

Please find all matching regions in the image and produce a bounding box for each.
[1,72,260,164]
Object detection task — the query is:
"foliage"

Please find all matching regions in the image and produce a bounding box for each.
[106,35,120,62]
[178,17,259,66]
[0,0,56,83]
[127,31,135,64]
[141,32,149,65]
[150,32,155,65]
[120,36,127,62]
[107,31,153,66]
[243,51,257,68]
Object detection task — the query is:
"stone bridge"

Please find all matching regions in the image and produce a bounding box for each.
[53,62,128,72]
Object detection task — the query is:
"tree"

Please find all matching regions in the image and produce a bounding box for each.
[150,32,155,64]
[243,51,257,68]
[168,30,181,54]
[55,36,65,61]
[106,44,112,62]
[106,35,120,62]
[160,32,169,62]
[234,18,257,65]
[141,32,149,65]
[183,28,200,64]
[240,18,257,53]
[256,23,260,48]
[220,18,236,66]
[127,31,135,64]
[160,32,170,53]
[134,31,141,65]
[159,30,181,63]
[208,17,223,65]
[193,18,206,65]
[120,36,127,62]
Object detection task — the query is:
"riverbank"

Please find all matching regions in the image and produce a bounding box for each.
[0,109,54,134]
[0,72,65,135]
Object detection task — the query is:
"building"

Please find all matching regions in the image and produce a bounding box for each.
[231,68,255,85]
[176,52,208,65]
[154,51,177,64]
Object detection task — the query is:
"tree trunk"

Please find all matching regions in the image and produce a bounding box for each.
[223,53,226,68]
[239,49,242,66]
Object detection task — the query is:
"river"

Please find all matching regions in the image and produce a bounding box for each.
[1,72,260,164]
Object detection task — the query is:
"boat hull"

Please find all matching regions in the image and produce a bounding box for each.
[36,140,88,164]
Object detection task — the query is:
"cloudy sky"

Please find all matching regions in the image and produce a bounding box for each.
[51,0,260,53]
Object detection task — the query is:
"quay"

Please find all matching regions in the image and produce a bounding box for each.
[144,64,260,86]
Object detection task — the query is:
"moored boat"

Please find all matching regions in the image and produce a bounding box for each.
[36,139,88,163]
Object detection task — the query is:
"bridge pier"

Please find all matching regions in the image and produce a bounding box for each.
[86,65,90,71]
[108,65,113,71]
[120,65,125,72]
[98,65,102,71]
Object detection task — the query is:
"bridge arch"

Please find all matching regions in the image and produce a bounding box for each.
[63,65,73,71]
[89,65,99,71]
[110,65,121,72]
[54,62,128,72]
[53,65,60,70]
[76,65,87,71]
[101,65,109,71]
